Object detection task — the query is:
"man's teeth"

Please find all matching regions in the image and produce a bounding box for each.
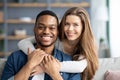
[42,36,51,40]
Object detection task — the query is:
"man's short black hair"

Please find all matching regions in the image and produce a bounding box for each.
[35,10,59,25]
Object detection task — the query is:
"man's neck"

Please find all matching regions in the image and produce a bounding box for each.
[36,44,55,55]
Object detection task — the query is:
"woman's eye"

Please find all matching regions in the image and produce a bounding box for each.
[64,23,70,27]
[65,23,69,26]
[73,23,79,27]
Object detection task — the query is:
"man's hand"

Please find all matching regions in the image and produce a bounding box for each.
[27,48,47,70]
[41,55,61,79]
[14,48,47,80]
[30,65,44,76]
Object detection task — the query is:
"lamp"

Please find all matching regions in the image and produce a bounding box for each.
[95,6,109,21]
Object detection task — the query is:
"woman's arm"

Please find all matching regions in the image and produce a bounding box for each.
[60,59,87,73]
[18,36,36,54]
[18,37,87,73]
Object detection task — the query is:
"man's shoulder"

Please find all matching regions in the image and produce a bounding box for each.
[55,48,68,55]
[54,48,72,61]
[7,50,27,62]
[10,50,26,57]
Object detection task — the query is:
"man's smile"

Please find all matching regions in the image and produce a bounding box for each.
[40,35,53,41]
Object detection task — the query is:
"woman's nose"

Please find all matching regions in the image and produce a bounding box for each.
[68,25,74,30]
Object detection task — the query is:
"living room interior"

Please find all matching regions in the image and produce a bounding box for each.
[0,0,112,58]
[0,0,120,80]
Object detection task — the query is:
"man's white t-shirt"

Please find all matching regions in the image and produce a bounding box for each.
[32,73,44,80]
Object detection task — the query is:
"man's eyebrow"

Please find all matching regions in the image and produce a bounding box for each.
[37,23,44,25]
[37,23,57,26]
[50,24,57,26]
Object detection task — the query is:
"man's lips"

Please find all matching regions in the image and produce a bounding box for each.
[41,36,52,41]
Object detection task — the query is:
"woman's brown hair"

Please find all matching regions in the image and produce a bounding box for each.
[59,7,99,80]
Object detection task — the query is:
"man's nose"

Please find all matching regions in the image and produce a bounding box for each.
[43,28,50,34]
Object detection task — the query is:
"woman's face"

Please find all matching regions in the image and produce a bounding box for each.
[64,15,83,41]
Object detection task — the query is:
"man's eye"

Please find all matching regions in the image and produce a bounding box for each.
[38,26,44,29]
[50,27,56,30]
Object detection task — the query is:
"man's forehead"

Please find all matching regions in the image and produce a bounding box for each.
[38,15,57,20]
[37,15,57,24]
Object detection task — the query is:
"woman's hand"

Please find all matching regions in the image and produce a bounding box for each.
[41,55,61,79]
[78,54,85,60]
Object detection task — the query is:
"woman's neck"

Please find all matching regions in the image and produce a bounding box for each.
[66,39,79,46]
[63,39,79,55]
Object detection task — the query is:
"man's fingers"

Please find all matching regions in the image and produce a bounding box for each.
[28,48,31,55]
[30,71,37,76]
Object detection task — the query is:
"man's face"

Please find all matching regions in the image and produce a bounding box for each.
[34,15,58,47]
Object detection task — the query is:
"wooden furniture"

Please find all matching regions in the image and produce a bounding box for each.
[0,0,90,57]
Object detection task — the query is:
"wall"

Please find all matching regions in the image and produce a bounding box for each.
[109,0,120,57]
[0,0,91,56]
[91,0,109,57]
[91,0,107,45]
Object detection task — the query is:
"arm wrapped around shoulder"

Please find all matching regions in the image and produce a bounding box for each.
[18,36,36,54]
[60,59,87,73]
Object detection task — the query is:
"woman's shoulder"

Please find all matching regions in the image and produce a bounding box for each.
[55,38,63,51]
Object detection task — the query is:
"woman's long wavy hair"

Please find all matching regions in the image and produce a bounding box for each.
[59,7,99,80]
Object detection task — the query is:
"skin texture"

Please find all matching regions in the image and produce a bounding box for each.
[34,15,58,48]
[33,15,62,80]
[14,48,47,80]
[63,15,83,55]
[14,14,63,80]
[41,55,62,80]
[59,7,99,80]
[23,13,88,77]
[64,15,82,41]
[16,7,98,80]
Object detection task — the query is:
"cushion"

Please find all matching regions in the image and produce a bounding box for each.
[104,70,120,80]
[0,58,7,79]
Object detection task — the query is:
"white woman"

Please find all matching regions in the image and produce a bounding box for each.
[18,7,98,80]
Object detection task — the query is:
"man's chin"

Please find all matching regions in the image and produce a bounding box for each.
[39,43,54,47]
[41,44,53,47]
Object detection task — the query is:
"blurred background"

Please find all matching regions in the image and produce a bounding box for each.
[0,0,119,58]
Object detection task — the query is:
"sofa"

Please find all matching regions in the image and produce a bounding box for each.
[0,58,7,80]
[93,57,120,80]
[0,57,120,80]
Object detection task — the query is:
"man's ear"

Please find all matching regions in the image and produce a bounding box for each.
[33,26,36,33]
[57,26,59,36]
